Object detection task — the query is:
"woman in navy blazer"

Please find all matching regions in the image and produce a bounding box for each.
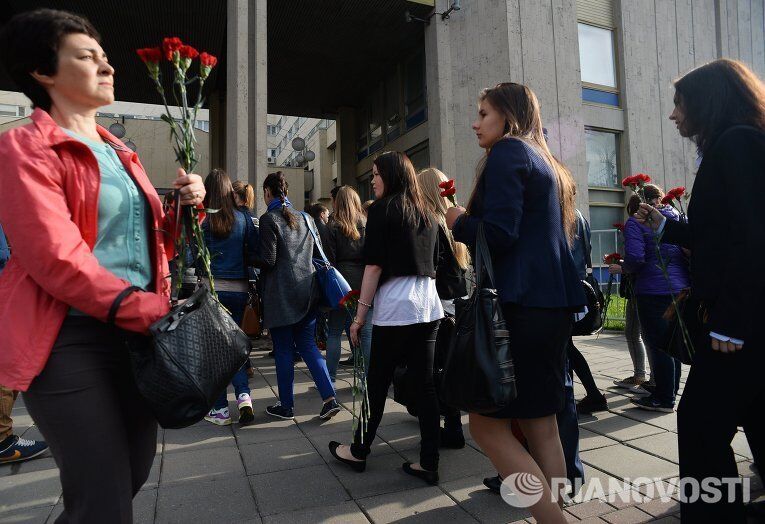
[447,82,584,523]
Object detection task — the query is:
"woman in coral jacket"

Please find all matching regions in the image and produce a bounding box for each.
[0,9,205,523]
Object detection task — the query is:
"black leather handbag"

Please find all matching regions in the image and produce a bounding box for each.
[572,219,605,336]
[439,223,516,413]
[110,286,251,429]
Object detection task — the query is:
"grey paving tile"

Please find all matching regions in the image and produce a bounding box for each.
[0,504,53,524]
[249,464,349,516]
[160,446,245,485]
[140,456,162,491]
[566,499,614,519]
[572,464,627,503]
[400,445,494,483]
[163,424,236,454]
[232,418,303,445]
[0,457,57,479]
[440,475,533,523]
[261,501,369,524]
[357,485,474,523]
[606,399,678,433]
[625,432,679,464]
[635,496,680,518]
[600,506,653,523]
[134,488,157,524]
[731,430,754,460]
[0,466,61,512]
[375,421,422,453]
[581,445,678,482]
[156,476,258,524]
[239,437,323,475]
[578,412,667,443]
[579,428,620,452]
[294,406,357,436]
[328,452,426,499]
[306,430,397,463]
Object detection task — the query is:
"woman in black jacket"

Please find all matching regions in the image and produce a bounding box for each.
[324,186,372,382]
[328,151,444,485]
[636,59,765,522]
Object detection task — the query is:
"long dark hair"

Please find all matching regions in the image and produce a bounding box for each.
[203,169,238,238]
[373,151,430,227]
[674,59,765,153]
[467,82,577,245]
[263,171,298,230]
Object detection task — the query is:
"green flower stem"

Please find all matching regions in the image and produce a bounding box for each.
[346,304,370,443]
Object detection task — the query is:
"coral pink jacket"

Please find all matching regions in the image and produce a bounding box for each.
[0,109,178,391]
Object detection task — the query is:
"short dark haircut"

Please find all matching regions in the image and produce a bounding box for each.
[306,202,328,221]
[0,9,101,111]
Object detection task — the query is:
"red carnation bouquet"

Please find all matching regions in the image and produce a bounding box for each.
[661,186,689,222]
[603,252,622,265]
[137,38,218,296]
[439,179,457,206]
[612,222,625,232]
[622,173,652,202]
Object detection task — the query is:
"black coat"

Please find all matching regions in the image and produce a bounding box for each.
[663,125,765,342]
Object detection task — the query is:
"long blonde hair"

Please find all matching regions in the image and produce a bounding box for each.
[333,186,366,241]
[418,167,471,270]
[468,82,577,245]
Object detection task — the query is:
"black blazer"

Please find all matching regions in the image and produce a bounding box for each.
[662,125,765,342]
[453,138,585,309]
[363,194,438,285]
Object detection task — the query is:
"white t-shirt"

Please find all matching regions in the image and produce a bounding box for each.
[373,276,444,326]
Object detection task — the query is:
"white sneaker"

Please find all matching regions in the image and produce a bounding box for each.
[237,393,254,424]
[204,407,232,425]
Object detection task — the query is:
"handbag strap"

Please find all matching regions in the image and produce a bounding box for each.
[577,210,593,270]
[300,212,331,266]
[107,285,143,326]
[475,223,497,289]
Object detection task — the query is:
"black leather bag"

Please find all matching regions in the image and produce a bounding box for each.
[572,219,605,336]
[110,286,251,430]
[439,223,516,413]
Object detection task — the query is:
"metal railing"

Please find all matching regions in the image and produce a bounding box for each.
[590,228,626,327]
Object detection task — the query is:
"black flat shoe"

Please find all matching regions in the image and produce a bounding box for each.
[402,462,439,485]
[328,441,366,472]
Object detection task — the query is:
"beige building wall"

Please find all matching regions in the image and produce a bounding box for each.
[0,91,210,190]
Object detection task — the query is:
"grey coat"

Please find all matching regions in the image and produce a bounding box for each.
[258,207,319,329]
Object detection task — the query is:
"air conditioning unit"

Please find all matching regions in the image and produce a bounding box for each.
[267,157,275,164]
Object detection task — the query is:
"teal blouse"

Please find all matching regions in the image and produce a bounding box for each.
[64,129,152,315]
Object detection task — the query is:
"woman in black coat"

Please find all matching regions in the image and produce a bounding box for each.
[636,59,765,522]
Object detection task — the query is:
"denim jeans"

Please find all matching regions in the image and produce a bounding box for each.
[635,294,682,406]
[214,291,251,410]
[326,308,372,381]
[270,313,336,409]
[624,298,648,378]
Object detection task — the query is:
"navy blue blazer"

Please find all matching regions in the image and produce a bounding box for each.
[453,138,585,309]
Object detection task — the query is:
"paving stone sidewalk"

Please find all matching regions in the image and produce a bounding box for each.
[1,333,762,523]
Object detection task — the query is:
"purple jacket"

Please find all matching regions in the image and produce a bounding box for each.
[623,206,690,295]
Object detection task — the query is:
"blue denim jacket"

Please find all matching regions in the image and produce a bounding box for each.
[203,209,259,279]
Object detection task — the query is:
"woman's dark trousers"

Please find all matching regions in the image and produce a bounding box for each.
[678,329,764,523]
[567,340,601,398]
[636,294,681,405]
[351,320,441,471]
[23,317,157,524]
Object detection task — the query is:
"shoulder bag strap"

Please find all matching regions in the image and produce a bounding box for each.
[300,212,331,266]
[578,211,593,270]
[108,285,143,326]
[475,223,497,289]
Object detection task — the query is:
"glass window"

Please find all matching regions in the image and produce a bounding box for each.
[369,84,383,146]
[585,129,619,188]
[0,103,19,116]
[404,52,427,129]
[588,206,623,265]
[406,141,430,171]
[385,71,401,141]
[578,23,617,89]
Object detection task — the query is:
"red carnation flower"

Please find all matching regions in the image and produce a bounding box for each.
[339,290,360,308]
[612,222,624,232]
[635,173,652,184]
[136,47,162,64]
[668,186,685,200]
[621,175,636,187]
[438,179,455,191]
[162,37,183,61]
[200,52,218,68]
[603,252,622,265]
[179,45,199,60]
[440,187,457,198]
[661,195,673,205]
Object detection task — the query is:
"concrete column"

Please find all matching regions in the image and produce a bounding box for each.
[249,0,268,215]
[208,90,225,171]
[335,107,357,187]
[424,5,457,179]
[225,0,268,215]
[226,0,250,182]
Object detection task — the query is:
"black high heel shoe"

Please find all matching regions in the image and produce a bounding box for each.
[402,462,439,485]
[328,441,366,472]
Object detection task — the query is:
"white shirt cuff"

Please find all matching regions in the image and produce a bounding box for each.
[710,332,744,345]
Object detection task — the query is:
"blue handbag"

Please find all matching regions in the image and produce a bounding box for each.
[301,213,352,309]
